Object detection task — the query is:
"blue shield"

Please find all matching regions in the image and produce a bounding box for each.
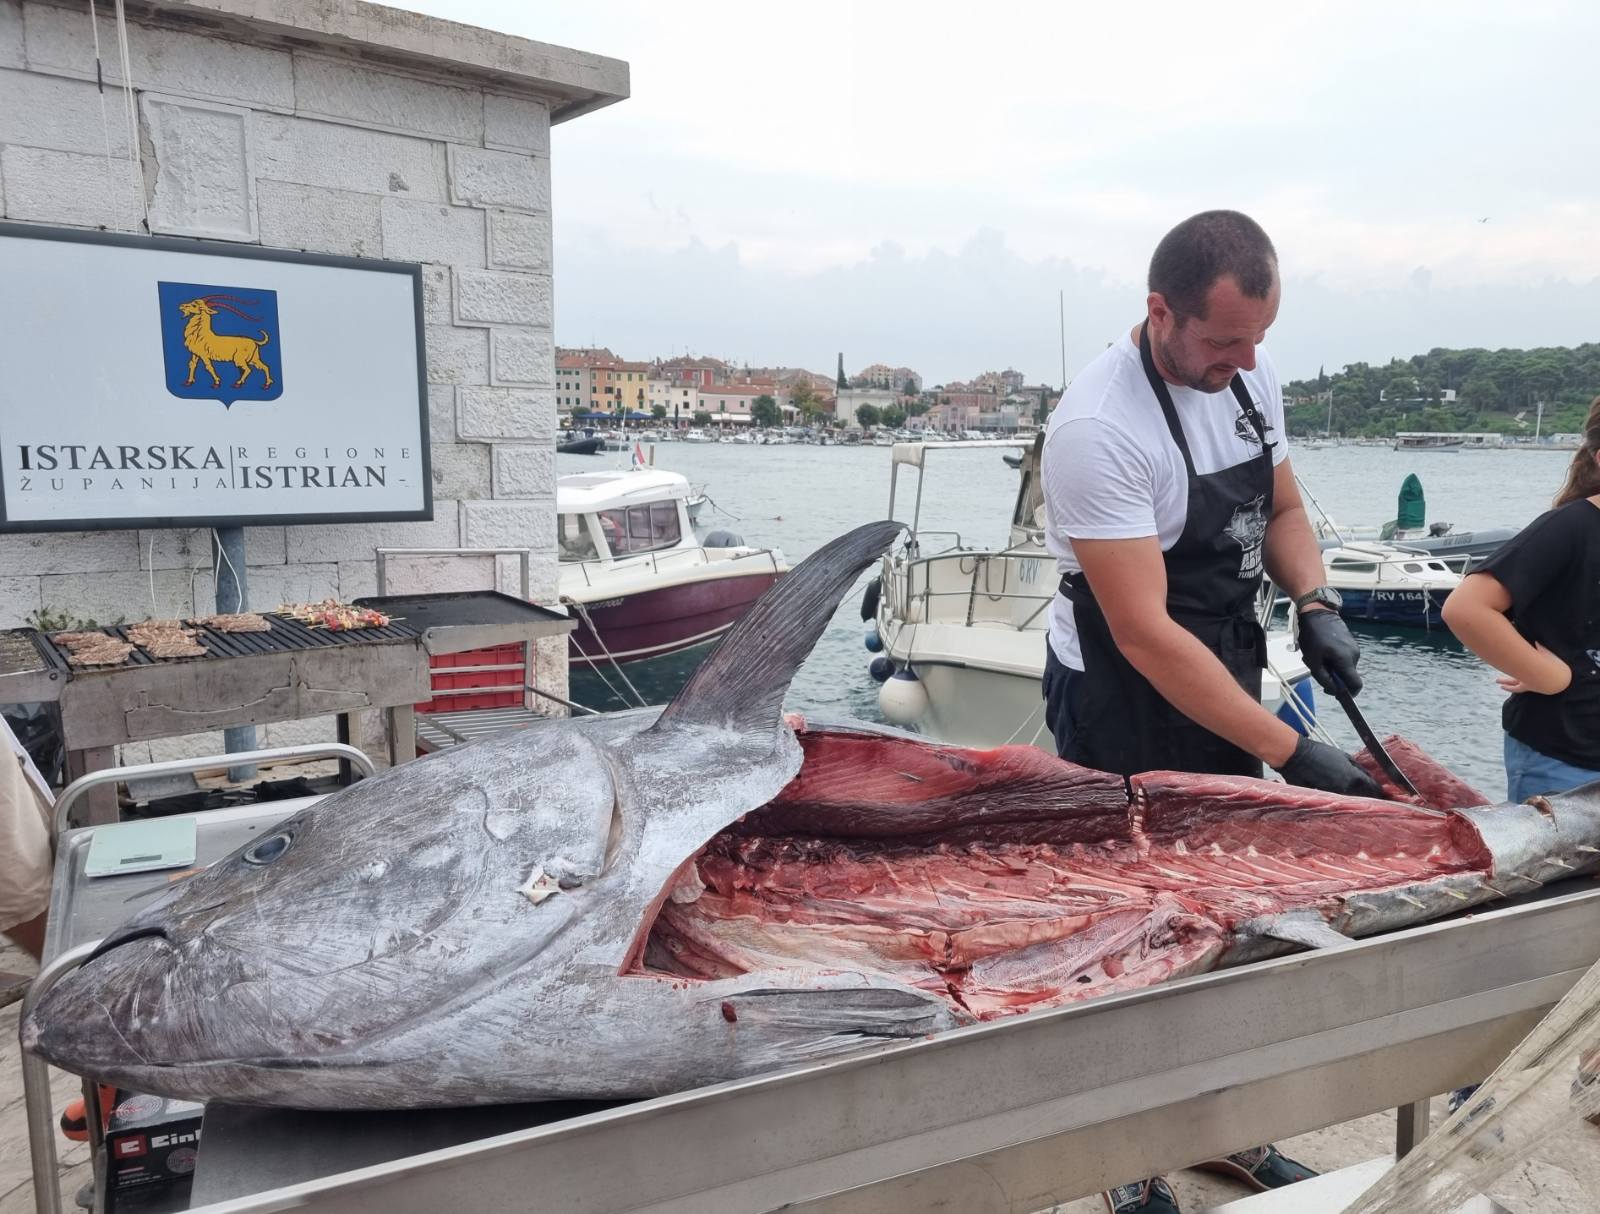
[158,281,283,406]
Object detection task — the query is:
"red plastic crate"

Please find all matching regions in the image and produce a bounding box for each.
[416,644,527,714]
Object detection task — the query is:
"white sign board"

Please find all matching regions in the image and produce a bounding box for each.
[0,224,430,532]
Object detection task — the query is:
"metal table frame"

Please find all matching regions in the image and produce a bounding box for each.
[21,744,375,1214]
[21,842,1596,1212]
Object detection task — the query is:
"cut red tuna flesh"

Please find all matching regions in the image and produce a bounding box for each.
[640,729,1495,1021]
[1351,735,1492,809]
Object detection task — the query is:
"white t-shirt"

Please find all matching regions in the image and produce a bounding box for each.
[1043,330,1288,669]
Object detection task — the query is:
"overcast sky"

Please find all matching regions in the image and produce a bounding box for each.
[407,1,1599,385]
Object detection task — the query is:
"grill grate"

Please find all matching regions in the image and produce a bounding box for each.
[40,614,419,671]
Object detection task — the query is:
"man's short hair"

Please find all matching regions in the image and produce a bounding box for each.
[1148,210,1277,322]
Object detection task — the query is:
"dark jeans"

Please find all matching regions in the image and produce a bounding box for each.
[1041,644,1081,761]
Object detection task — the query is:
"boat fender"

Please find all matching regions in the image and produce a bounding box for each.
[859,575,882,621]
[878,668,929,726]
[864,625,883,653]
[703,530,745,549]
[868,655,894,683]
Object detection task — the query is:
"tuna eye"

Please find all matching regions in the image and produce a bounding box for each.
[244,831,293,866]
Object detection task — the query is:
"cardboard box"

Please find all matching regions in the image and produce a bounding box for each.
[105,1091,203,1208]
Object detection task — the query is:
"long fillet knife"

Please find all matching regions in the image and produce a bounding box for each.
[1329,680,1421,797]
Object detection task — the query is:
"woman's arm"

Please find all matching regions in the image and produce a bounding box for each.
[1441,572,1572,695]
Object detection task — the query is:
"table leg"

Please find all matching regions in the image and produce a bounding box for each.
[65,747,118,825]
[1395,1097,1430,1158]
[335,714,355,784]
[388,705,416,768]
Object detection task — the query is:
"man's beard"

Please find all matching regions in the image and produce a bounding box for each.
[1154,332,1232,392]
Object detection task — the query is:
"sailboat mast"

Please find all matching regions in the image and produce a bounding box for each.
[1059,289,1067,389]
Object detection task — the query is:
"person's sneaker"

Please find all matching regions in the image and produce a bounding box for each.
[1103,1177,1181,1213]
[1195,1144,1317,1192]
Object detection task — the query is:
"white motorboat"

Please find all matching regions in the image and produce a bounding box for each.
[680,430,714,444]
[865,440,1317,751]
[558,469,788,674]
[1318,540,1460,627]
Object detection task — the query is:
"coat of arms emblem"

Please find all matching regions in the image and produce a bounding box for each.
[157,281,282,406]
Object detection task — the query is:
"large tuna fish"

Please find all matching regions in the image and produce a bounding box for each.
[22,522,1600,1108]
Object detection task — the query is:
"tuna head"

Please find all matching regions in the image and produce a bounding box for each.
[25,521,909,1106]
[24,724,623,1098]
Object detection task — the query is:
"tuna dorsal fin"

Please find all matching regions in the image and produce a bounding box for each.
[1242,910,1352,951]
[653,520,903,737]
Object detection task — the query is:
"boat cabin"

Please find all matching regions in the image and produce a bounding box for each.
[557,469,695,563]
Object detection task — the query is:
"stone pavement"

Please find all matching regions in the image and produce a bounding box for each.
[1,932,1596,1213]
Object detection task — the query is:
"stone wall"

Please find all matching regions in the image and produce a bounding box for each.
[0,0,624,756]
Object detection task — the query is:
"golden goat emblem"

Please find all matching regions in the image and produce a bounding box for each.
[178,294,274,391]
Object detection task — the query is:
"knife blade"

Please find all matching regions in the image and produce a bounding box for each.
[1328,680,1421,797]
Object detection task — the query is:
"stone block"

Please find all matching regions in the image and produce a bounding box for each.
[294,53,483,144]
[483,93,550,155]
[257,179,382,258]
[428,384,457,443]
[136,526,286,571]
[430,442,492,500]
[260,715,339,749]
[142,94,256,241]
[252,112,446,203]
[377,551,496,595]
[487,209,551,271]
[491,445,555,499]
[0,68,132,155]
[532,633,568,709]
[447,145,549,212]
[456,387,555,442]
[285,509,460,564]
[234,563,340,610]
[454,269,551,327]
[37,569,209,625]
[1,144,142,229]
[459,499,554,552]
[0,575,41,629]
[337,559,378,600]
[380,197,486,268]
[482,551,557,604]
[420,263,452,323]
[490,328,553,386]
[0,529,139,574]
[423,324,488,385]
[23,3,294,110]
[0,1,23,70]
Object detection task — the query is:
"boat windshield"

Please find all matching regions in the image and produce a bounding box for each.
[558,513,599,562]
[597,502,682,556]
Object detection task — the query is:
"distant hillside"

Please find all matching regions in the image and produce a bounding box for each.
[1283,343,1600,438]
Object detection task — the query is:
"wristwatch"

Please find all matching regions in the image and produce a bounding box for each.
[1294,585,1343,612]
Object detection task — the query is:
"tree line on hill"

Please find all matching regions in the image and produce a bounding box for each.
[1282,342,1600,438]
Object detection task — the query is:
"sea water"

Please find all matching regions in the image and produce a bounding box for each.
[559,441,1575,797]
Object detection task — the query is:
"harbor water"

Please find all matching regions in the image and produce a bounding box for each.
[560,442,1575,798]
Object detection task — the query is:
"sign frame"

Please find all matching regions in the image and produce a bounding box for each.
[0,222,433,533]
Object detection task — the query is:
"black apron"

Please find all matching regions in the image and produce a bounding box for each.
[1056,323,1276,778]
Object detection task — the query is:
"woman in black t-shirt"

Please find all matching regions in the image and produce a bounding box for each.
[1442,397,1600,801]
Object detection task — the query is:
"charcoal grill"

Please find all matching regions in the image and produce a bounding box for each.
[0,615,432,825]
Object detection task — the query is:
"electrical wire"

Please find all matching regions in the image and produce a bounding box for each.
[112,0,149,230]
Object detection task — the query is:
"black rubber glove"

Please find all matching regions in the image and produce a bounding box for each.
[1275,736,1385,798]
[1297,608,1363,695]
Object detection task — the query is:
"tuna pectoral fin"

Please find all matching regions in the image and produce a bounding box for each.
[653,521,904,738]
[1241,911,1353,951]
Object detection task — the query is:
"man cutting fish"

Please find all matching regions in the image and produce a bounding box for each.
[1040,210,1381,1213]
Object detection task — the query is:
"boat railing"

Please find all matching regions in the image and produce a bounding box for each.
[887,550,1054,632]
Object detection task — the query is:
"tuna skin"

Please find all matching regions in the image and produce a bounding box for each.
[22,517,1600,1110]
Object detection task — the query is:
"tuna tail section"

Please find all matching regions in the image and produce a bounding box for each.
[653,520,904,739]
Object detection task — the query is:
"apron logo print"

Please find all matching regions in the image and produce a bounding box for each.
[1225,494,1268,580]
[1234,406,1270,447]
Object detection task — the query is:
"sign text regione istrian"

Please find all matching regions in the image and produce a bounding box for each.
[0,224,430,532]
